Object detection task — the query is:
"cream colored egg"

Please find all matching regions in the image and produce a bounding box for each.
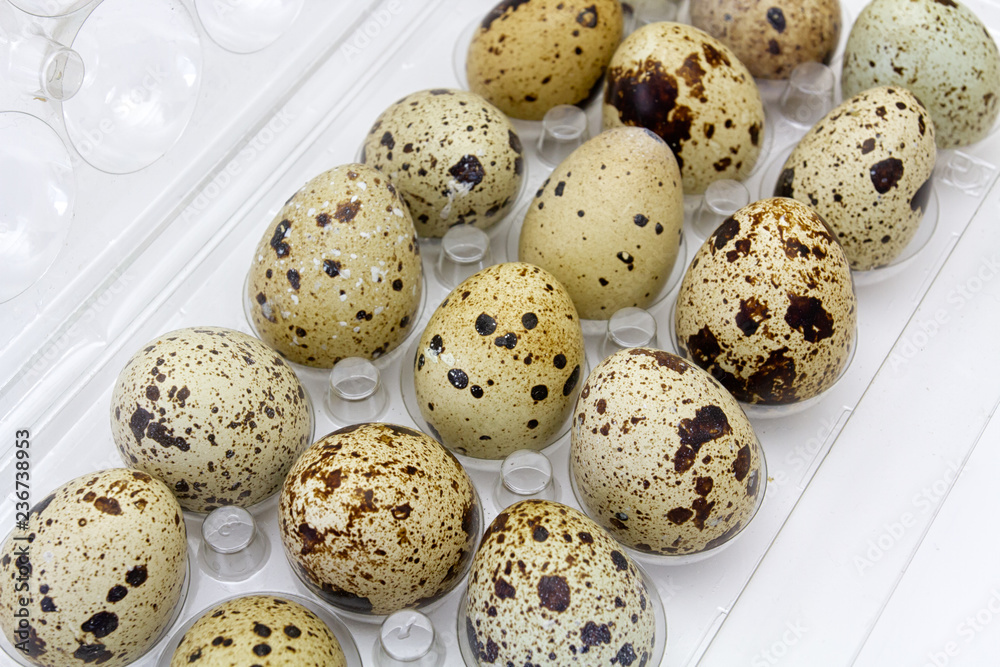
[413,262,585,459]
[842,0,1000,148]
[519,127,684,320]
[363,89,524,238]
[110,327,312,513]
[691,0,842,79]
[247,164,422,367]
[465,500,656,666]
[571,348,763,555]
[279,423,480,616]
[170,595,346,667]
[675,197,857,404]
[467,0,623,120]
[0,469,187,667]
[775,86,936,270]
[603,21,765,194]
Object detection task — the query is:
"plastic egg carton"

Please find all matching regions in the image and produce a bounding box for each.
[2,0,1000,665]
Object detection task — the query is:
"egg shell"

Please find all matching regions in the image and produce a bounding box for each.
[775,86,936,270]
[247,163,422,367]
[464,500,656,667]
[690,0,842,79]
[413,262,586,459]
[0,469,187,667]
[169,595,346,667]
[571,348,763,555]
[363,89,524,238]
[467,0,624,120]
[110,327,312,513]
[279,423,481,616]
[603,21,765,194]
[519,127,684,319]
[676,197,857,404]
[841,0,1000,148]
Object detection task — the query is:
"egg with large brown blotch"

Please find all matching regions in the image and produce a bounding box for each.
[111,327,313,513]
[842,0,1000,148]
[0,469,187,667]
[247,163,422,367]
[413,262,586,459]
[169,595,346,667]
[571,348,764,556]
[675,197,857,404]
[519,127,684,320]
[775,86,936,270]
[464,500,657,667]
[279,423,481,616]
[467,0,623,120]
[363,89,524,238]
[603,21,765,194]
[690,0,842,79]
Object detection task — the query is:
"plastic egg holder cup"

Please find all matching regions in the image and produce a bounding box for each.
[287,485,484,625]
[536,105,590,168]
[0,548,192,667]
[435,225,494,290]
[194,0,304,53]
[687,179,751,243]
[505,201,689,334]
[375,610,446,667]
[61,0,203,174]
[568,435,768,566]
[399,335,590,471]
[491,449,561,512]
[595,307,665,365]
[326,356,389,425]
[154,591,363,667]
[777,62,837,128]
[0,112,76,303]
[198,505,270,581]
[667,297,860,420]
[0,3,85,101]
[455,560,667,667]
[632,0,682,26]
[759,145,942,286]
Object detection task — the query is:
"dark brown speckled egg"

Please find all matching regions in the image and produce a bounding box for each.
[571,348,763,555]
[464,500,656,667]
[0,469,187,667]
[279,423,480,616]
[111,327,313,513]
[413,262,586,459]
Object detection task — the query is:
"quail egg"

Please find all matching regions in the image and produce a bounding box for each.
[675,197,857,404]
[413,262,586,459]
[279,423,481,616]
[519,127,684,319]
[111,326,312,513]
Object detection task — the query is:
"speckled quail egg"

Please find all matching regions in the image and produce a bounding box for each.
[413,262,586,459]
[675,197,857,404]
[775,86,936,270]
[362,88,524,238]
[519,127,684,320]
[169,595,346,667]
[247,163,422,367]
[279,423,481,616]
[603,21,765,194]
[571,348,764,555]
[690,0,842,79]
[0,469,187,667]
[110,326,312,513]
[467,0,624,120]
[842,0,1000,148]
[465,499,656,667]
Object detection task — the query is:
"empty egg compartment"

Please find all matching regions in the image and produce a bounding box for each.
[2,0,1000,665]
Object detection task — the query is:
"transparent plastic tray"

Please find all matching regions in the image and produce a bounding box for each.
[2,0,1000,665]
